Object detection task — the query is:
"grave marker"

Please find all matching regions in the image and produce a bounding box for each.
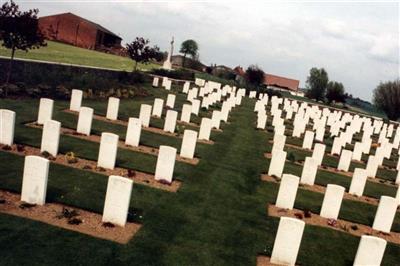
[77,107,93,136]
[155,146,176,183]
[106,97,120,120]
[21,156,49,205]
[125,118,141,147]
[40,120,61,157]
[69,89,83,112]
[275,174,299,210]
[97,133,119,170]
[102,175,133,227]
[320,184,345,220]
[270,217,305,266]
[180,130,197,159]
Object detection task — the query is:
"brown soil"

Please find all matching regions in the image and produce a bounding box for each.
[267,204,400,245]
[64,109,214,145]
[1,143,181,192]
[0,190,141,244]
[256,256,284,266]
[264,152,396,187]
[261,174,386,208]
[27,123,199,166]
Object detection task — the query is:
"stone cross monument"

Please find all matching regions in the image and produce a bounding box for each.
[163,37,174,70]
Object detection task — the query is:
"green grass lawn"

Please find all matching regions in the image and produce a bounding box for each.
[0,93,399,265]
[0,41,160,71]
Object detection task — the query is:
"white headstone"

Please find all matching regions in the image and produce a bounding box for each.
[125,118,141,147]
[0,109,15,146]
[77,107,93,136]
[372,196,397,233]
[97,132,119,170]
[37,98,53,125]
[102,175,133,227]
[300,157,319,185]
[69,89,83,112]
[163,110,178,133]
[152,98,164,117]
[337,149,353,172]
[353,236,387,266]
[198,118,212,141]
[275,174,299,210]
[152,77,159,87]
[21,156,49,205]
[106,97,120,120]
[180,130,197,159]
[302,131,315,150]
[191,99,201,115]
[268,150,287,178]
[312,143,326,166]
[40,120,61,157]
[320,184,345,220]
[166,94,176,108]
[270,217,305,266]
[211,110,221,129]
[155,145,176,183]
[139,104,152,127]
[180,104,192,123]
[349,168,368,197]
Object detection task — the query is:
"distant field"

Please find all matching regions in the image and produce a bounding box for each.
[0,41,160,71]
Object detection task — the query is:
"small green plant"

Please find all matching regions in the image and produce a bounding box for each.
[127,169,136,177]
[294,213,304,219]
[65,152,78,164]
[351,224,358,231]
[68,218,82,225]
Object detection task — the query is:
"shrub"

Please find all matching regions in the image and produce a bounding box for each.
[151,68,195,80]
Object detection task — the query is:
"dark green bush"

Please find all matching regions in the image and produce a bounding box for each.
[151,68,195,80]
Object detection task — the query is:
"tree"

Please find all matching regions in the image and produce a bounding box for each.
[373,80,400,121]
[326,81,346,104]
[245,65,264,88]
[305,67,329,101]
[126,37,160,71]
[0,0,46,88]
[179,39,198,67]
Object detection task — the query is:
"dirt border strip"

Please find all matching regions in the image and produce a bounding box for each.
[267,204,400,245]
[0,190,141,244]
[26,122,199,166]
[0,144,181,192]
[256,255,284,266]
[260,174,383,207]
[264,152,396,187]
[64,109,215,145]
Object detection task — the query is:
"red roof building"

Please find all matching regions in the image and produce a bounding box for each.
[38,12,122,51]
[263,73,299,91]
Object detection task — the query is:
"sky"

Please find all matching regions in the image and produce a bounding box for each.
[16,0,400,101]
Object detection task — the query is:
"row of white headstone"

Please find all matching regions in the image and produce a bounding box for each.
[275,173,399,232]
[270,216,388,266]
[257,92,400,194]
[20,154,133,227]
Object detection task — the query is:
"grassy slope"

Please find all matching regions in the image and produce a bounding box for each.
[0,41,159,71]
[0,95,399,265]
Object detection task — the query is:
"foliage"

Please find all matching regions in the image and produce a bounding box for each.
[373,79,400,121]
[326,81,346,104]
[126,37,160,70]
[0,0,46,86]
[245,64,264,87]
[305,67,328,101]
[179,39,198,67]
[151,68,194,81]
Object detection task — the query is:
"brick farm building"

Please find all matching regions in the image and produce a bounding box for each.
[38,12,122,52]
